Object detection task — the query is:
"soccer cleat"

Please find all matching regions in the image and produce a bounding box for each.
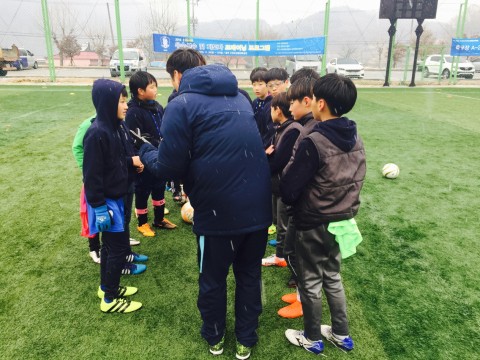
[129,238,140,246]
[97,285,138,299]
[125,252,148,263]
[164,207,170,215]
[209,335,225,355]
[268,239,277,247]
[278,301,303,319]
[285,329,324,355]
[268,224,277,235]
[281,292,298,304]
[235,341,252,360]
[100,297,142,313]
[262,254,287,267]
[152,218,177,229]
[121,263,147,275]
[320,325,354,352]
[137,223,155,237]
[89,250,101,264]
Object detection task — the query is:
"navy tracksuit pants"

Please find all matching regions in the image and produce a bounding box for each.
[196,228,267,347]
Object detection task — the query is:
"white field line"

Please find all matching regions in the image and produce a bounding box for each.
[7,102,73,121]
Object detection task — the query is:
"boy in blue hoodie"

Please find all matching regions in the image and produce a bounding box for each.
[282,74,366,354]
[83,79,144,313]
[138,48,271,360]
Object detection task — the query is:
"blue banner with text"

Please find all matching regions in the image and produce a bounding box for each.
[153,33,325,56]
[450,38,480,56]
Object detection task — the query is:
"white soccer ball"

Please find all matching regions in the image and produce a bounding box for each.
[382,163,400,179]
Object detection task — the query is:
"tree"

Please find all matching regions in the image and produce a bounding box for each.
[88,29,109,66]
[58,35,81,66]
[376,42,385,68]
[50,1,82,66]
[140,0,180,61]
[392,42,407,68]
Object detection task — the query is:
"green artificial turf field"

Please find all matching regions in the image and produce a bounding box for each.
[0,84,479,359]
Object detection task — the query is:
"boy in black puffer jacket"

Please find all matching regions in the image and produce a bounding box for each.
[126,71,177,238]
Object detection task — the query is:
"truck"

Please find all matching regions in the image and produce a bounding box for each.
[0,45,19,76]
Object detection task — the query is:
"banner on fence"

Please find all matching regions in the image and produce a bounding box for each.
[153,33,325,57]
[450,38,480,56]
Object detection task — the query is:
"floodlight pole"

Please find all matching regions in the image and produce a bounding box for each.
[321,0,330,76]
[41,0,56,82]
[383,19,397,87]
[114,0,125,82]
[452,0,469,84]
[187,0,191,38]
[255,0,259,67]
[409,19,424,87]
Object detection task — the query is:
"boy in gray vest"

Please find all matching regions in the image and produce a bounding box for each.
[281,74,366,354]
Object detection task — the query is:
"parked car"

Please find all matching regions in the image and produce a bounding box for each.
[326,58,364,78]
[109,48,148,77]
[285,54,321,77]
[12,48,38,70]
[422,55,475,79]
[470,57,480,73]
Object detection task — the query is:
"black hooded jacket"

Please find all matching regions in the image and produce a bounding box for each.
[83,79,131,208]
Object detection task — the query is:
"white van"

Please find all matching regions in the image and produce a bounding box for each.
[285,54,322,77]
[110,48,148,77]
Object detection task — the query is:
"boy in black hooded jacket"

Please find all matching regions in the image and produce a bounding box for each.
[83,79,144,313]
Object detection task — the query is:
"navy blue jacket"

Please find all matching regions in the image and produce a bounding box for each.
[140,64,272,235]
[83,79,130,208]
[125,98,164,147]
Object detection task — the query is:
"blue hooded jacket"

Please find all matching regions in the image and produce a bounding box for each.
[83,79,130,207]
[140,64,272,235]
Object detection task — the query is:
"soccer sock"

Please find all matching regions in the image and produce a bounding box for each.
[103,297,113,303]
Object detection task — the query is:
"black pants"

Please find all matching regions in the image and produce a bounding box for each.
[135,170,165,225]
[196,228,267,347]
[100,231,130,300]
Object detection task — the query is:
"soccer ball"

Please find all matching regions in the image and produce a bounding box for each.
[181,202,194,224]
[382,163,400,179]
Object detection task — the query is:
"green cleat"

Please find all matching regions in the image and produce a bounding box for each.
[97,286,138,299]
[100,297,142,313]
[209,335,225,355]
[235,341,252,360]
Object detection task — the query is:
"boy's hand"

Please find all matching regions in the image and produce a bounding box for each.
[265,144,275,155]
[130,128,152,150]
[94,205,112,232]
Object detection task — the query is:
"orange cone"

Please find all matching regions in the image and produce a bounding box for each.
[278,301,303,319]
[281,292,298,304]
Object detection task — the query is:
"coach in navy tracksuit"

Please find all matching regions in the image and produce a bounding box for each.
[139,49,271,356]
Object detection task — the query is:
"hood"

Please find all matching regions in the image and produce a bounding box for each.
[92,79,125,128]
[178,64,238,97]
[312,117,358,152]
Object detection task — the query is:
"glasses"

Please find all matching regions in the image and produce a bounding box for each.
[267,81,285,89]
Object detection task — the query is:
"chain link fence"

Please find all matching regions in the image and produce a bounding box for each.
[1,0,479,84]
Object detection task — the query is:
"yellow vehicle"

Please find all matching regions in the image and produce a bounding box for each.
[0,45,19,76]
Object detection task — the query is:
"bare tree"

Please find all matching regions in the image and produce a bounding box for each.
[393,42,407,68]
[87,29,109,66]
[376,42,385,68]
[49,1,82,66]
[139,0,179,61]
